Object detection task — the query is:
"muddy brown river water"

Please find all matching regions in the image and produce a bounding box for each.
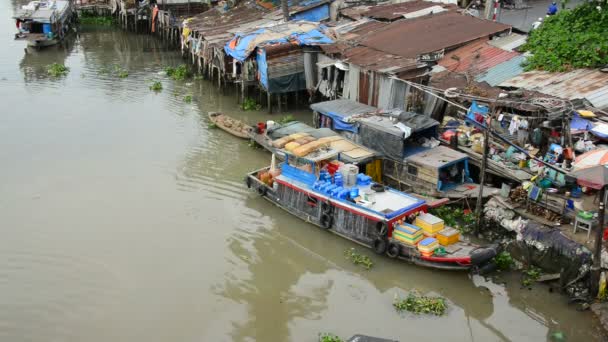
[0,1,606,341]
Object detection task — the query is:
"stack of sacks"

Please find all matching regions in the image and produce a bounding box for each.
[272,133,312,148]
[417,237,439,257]
[415,213,445,237]
[392,224,424,246]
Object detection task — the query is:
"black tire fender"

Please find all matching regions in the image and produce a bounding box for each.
[386,243,400,258]
[373,237,388,255]
[321,201,333,215]
[320,213,332,229]
[257,186,267,196]
[376,221,388,236]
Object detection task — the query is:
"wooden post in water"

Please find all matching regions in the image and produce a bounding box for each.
[474,103,495,232]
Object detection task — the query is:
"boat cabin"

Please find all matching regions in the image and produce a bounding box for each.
[385,145,470,193]
[13,1,73,47]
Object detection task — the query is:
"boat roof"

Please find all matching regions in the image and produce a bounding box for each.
[13,1,70,22]
[405,145,468,168]
[276,173,426,219]
[267,121,378,164]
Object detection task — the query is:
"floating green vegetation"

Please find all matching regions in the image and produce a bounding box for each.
[117,70,129,78]
[429,206,475,234]
[493,251,514,271]
[47,63,69,77]
[344,248,373,270]
[242,97,262,111]
[522,266,542,287]
[393,291,448,316]
[193,74,203,80]
[183,94,193,103]
[208,122,217,129]
[149,81,163,92]
[79,14,115,26]
[277,114,296,125]
[165,64,190,81]
[318,333,343,342]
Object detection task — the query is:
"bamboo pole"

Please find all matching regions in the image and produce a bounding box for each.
[474,104,495,232]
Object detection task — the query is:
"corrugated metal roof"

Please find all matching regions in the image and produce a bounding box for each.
[311,99,378,116]
[342,46,420,73]
[475,54,526,86]
[488,33,527,51]
[500,69,608,109]
[438,39,519,74]
[359,12,511,58]
[361,1,450,21]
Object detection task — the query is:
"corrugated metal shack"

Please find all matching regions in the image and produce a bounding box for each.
[223,21,333,110]
[500,69,608,111]
[317,7,511,115]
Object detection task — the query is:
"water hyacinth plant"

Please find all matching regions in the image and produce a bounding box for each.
[344,248,373,270]
[393,291,448,316]
[149,81,162,92]
[47,63,69,77]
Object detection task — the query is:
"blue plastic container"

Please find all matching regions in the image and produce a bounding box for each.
[334,173,343,187]
[43,24,52,34]
[330,186,343,197]
[323,184,336,194]
[338,189,349,199]
[349,187,359,199]
[357,174,371,186]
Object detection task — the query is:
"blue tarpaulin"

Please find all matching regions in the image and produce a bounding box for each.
[570,113,592,131]
[322,111,358,133]
[466,101,489,127]
[292,4,330,22]
[256,49,268,89]
[224,25,332,62]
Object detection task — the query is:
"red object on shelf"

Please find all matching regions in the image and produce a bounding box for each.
[326,162,339,175]
[257,122,265,134]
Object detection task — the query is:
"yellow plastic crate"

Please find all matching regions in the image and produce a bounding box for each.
[415,213,444,235]
[394,234,423,246]
[417,237,439,253]
[437,228,460,246]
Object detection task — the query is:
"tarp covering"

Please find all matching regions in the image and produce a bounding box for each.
[292,4,330,22]
[256,49,268,88]
[267,121,336,140]
[225,22,332,62]
[268,72,307,93]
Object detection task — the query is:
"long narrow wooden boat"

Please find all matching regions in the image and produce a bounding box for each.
[245,153,498,271]
[208,112,252,139]
[13,0,75,49]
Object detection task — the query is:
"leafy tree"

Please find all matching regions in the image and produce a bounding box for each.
[521,3,608,72]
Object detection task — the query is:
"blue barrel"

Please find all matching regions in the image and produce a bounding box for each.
[43,24,52,34]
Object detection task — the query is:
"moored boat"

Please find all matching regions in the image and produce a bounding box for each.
[245,152,497,271]
[13,0,75,49]
[208,112,252,139]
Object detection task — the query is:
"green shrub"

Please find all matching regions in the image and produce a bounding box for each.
[522,3,608,71]
[242,97,261,111]
[493,251,514,271]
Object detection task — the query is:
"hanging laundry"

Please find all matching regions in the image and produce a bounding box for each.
[508,116,519,135]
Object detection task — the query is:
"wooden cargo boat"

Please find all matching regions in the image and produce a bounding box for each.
[13,1,76,49]
[245,153,497,271]
[208,112,252,139]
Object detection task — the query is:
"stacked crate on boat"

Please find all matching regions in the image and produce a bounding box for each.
[393,223,424,246]
[417,237,439,256]
[436,227,460,246]
[415,213,444,237]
